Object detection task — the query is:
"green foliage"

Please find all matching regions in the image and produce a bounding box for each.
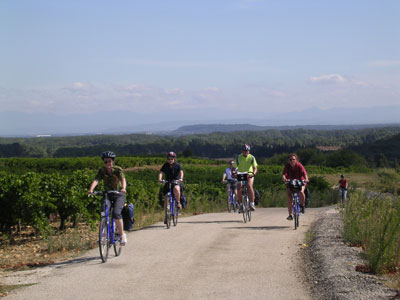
[342,192,400,273]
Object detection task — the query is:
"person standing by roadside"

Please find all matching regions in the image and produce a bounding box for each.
[338,174,348,202]
[282,153,309,220]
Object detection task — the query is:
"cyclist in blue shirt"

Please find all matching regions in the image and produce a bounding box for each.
[222,160,238,199]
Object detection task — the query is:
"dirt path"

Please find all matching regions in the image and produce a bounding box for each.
[2,208,321,300]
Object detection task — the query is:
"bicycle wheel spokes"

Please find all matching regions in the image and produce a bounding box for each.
[246,197,251,222]
[99,217,109,262]
[173,199,178,226]
[227,193,232,213]
[113,220,122,256]
[242,202,247,223]
[165,197,171,229]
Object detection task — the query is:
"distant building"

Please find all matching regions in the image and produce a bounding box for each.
[316,146,341,152]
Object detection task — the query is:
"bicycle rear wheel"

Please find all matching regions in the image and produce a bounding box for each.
[172,199,179,226]
[98,217,109,262]
[112,220,122,256]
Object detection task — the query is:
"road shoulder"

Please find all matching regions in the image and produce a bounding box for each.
[303,207,398,300]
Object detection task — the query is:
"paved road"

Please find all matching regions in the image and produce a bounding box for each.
[3,207,320,300]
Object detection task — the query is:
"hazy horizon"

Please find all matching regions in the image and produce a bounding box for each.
[1,1,399,136]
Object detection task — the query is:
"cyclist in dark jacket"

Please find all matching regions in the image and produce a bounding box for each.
[158,152,184,210]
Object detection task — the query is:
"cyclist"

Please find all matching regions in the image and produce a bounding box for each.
[88,151,127,245]
[158,152,184,217]
[338,174,348,201]
[222,160,238,201]
[282,153,309,220]
[234,144,258,212]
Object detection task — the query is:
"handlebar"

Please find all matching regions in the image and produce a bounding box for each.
[160,179,181,185]
[89,190,123,196]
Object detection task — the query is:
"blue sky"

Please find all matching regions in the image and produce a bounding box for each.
[1,0,399,125]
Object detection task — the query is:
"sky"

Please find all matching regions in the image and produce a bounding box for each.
[0,0,399,133]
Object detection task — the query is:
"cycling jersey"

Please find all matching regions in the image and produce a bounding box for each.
[224,167,235,180]
[339,179,348,189]
[95,166,125,191]
[282,162,307,180]
[160,162,183,181]
[234,154,257,173]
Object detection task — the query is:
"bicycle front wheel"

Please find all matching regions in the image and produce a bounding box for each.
[165,196,171,229]
[99,217,109,262]
[294,200,299,230]
[172,200,179,226]
[246,196,251,222]
[113,220,122,257]
[242,200,247,223]
[227,192,232,213]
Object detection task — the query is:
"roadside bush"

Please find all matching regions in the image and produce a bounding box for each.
[342,191,400,273]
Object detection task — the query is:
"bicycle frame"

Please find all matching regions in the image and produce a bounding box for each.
[291,191,300,230]
[95,191,122,262]
[237,172,251,223]
[163,180,179,228]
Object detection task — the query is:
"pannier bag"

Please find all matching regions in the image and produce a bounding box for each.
[180,193,187,209]
[122,203,135,231]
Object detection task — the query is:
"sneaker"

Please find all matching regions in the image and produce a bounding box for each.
[250,202,256,211]
[121,233,127,246]
[177,202,182,210]
[300,205,305,214]
[287,215,293,220]
[238,205,243,213]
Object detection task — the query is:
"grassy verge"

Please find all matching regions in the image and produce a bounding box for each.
[342,191,400,275]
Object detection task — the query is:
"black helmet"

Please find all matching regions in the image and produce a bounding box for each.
[101,151,116,160]
[241,144,250,151]
[167,151,176,158]
[340,174,344,178]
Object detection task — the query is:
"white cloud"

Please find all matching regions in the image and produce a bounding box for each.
[309,74,346,84]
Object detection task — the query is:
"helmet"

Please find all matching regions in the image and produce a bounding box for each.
[101,151,116,160]
[241,144,251,151]
[340,174,344,178]
[167,151,176,158]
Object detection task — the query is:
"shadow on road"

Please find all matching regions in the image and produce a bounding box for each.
[52,256,99,269]
[227,225,290,230]
[179,220,242,224]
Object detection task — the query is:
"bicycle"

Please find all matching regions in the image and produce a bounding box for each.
[339,187,347,206]
[236,172,252,223]
[161,180,180,229]
[223,179,238,213]
[287,179,305,230]
[91,190,123,263]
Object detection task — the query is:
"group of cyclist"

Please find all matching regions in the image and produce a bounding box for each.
[89,146,348,246]
[222,146,309,220]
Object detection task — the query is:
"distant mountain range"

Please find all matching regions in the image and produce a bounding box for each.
[1,105,400,137]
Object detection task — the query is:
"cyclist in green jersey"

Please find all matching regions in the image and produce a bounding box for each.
[234,144,258,211]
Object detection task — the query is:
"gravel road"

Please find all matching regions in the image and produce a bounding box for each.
[2,207,318,300]
[2,206,398,300]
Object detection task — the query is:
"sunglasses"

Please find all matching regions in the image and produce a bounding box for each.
[104,159,113,163]
[290,158,296,161]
